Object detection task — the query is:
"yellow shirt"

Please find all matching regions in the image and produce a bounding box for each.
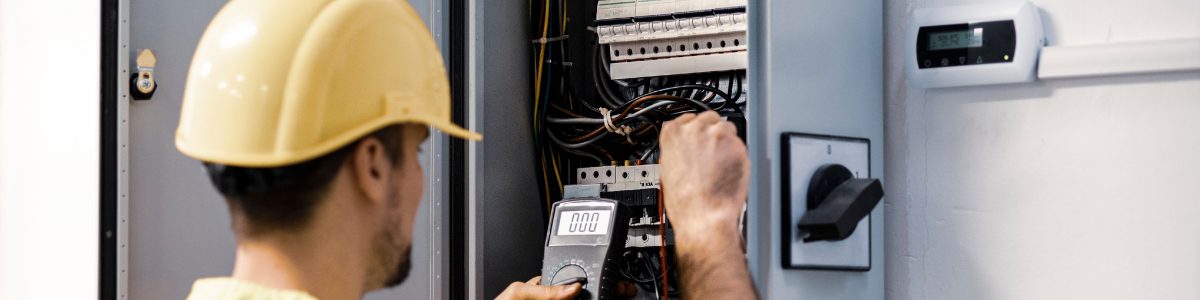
[187,277,318,300]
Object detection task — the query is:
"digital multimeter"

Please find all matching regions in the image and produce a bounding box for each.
[541,199,627,299]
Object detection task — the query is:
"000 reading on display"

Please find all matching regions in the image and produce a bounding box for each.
[556,210,611,236]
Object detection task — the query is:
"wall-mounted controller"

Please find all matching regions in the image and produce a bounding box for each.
[541,199,628,299]
[907,1,1044,88]
[781,133,884,270]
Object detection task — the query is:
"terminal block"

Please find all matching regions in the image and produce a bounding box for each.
[595,0,748,79]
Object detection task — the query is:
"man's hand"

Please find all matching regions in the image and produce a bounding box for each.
[659,111,749,249]
[659,111,757,299]
[495,276,581,300]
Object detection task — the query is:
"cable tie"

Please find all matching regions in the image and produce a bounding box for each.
[531,35,570,44]
[542,60,575,67]
[599,107,634,144]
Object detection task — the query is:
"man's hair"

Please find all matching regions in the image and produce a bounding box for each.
[203,125,408,236]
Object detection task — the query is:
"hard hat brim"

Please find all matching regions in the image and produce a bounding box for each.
[430,119,482,141]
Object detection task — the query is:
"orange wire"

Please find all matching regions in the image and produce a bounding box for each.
[659,188,668,299]
[534,0,550,218]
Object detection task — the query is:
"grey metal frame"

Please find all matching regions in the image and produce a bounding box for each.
[115,0,131,299]
[748,0,884,299]
[465,0,543,298]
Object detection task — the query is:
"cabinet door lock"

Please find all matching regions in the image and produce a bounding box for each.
[130,49,157,100]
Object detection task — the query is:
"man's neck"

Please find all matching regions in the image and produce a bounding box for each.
[230,224,368,300]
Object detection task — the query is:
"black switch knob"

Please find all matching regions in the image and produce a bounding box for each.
[797,164,883,243]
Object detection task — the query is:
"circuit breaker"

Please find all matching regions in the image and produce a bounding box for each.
[595,0,748,79]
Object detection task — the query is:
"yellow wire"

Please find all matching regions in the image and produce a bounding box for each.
[552,0,565,196]
[551,149,563,194]
[533,0,549,131]
[535,0,551,218]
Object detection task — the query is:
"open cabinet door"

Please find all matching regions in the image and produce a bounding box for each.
[0,0,112,299]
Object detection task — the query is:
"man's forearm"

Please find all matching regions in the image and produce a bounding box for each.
[675,221,757,300]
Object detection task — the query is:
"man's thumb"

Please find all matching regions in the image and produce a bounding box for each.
[552,283,581,299]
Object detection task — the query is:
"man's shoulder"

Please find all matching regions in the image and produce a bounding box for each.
[187,277,319,300]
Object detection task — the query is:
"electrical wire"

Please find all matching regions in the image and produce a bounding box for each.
[658,189,669,299]
[547,129,609,149]
[546,100,674,124]
[533,0,551,219]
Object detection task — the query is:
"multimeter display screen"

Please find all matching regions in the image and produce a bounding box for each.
[547,203,618,247]
[556,210,611,235]
[928,28,983,50]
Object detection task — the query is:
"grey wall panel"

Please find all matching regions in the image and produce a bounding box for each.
[470,0,544,297]
[128,1,233,298]
[128,0,447,299]
[748,0,885,298]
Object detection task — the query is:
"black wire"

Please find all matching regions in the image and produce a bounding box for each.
[622,85,730,111]
[592,47,625,107]
[615,94,711,115]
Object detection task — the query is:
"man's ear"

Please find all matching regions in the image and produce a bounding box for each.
[351,137,391,206]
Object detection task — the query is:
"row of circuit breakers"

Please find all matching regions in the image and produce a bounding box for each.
[595,0,748,79]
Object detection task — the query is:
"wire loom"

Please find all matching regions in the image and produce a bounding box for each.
[531,1,746,298]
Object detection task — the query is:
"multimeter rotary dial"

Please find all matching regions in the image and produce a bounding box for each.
[549,264,588,287]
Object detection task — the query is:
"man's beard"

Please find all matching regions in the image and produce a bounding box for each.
[381,246,411,288]
[376,219,412,288]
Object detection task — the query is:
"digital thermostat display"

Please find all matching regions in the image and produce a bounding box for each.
[555,210,611,236]
[906,1,1045,88]
[916,20,1015,69]
[928,28,983,50]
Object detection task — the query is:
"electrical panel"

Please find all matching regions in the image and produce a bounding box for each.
[531,0,748,297]
[595,0,748,79]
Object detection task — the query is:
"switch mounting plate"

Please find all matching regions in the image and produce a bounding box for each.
[780,132,873,270]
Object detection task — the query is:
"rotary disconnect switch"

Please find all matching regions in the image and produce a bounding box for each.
[797,164,884,242]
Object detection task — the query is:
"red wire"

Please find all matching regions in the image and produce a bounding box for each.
[658,188,668,299]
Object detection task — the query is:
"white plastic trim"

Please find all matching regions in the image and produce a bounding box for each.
[1038,38,1200,79]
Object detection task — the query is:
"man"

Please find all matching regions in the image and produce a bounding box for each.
[178,0,754,299]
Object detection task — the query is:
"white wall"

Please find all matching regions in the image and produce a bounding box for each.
[884,0,1200,299]
[0,1,101,299]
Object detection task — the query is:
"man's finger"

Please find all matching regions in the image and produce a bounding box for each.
[670,112,698,125]
[664,113,698,134]
[710,120,738,137]
[512,282,581,300]
[525,276,542,285]
[693,110,722,126]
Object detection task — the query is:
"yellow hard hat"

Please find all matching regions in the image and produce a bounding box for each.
[176,0,480,168]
